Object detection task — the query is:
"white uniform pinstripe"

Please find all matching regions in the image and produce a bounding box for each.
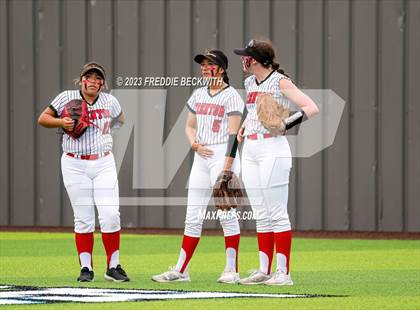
[184,86,244,238]
[243,70,291,136]
[50,90,122,234]
[50,90,122,155]
[187,86,244,145]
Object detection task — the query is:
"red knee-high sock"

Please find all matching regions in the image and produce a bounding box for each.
[274,230,292,274]
[177,235,200,273]
[75,232,94,268]
[257,232,274,274]
[224,234,240,272]
[101,231,120,269]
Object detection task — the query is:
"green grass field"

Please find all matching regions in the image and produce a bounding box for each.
[0,232,419,309]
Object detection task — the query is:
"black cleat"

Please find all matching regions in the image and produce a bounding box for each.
[104,264,130,282]
[77,267,94,282]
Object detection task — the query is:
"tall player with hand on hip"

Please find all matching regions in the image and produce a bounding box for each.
[38,62,130,283]
[234,40,319,285]
[152,50,245,284]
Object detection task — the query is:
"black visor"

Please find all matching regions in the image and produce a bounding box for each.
[194,50,228,70]
[234,40,272,66]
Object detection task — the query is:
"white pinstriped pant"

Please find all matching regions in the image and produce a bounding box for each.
[184,143,241,237]
[61,153,121,233]
[241,135,292,233]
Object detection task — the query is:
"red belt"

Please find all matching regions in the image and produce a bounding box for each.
[66,151,110,160]
[246,133,274,140]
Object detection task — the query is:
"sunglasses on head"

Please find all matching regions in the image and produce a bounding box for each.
[244,39,272,66]
[246,39,257,49]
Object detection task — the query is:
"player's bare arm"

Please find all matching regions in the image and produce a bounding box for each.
[110,111,126,129]
[117,111,126,125]
[38,106,74,131]
[279,78,319,118]
[185,111,197,146]
[237,125,245,142]
[185,111,214,158]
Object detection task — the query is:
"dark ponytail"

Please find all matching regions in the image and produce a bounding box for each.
[272,61,289,78]
[223,71,230,84]
[251,40,291,78]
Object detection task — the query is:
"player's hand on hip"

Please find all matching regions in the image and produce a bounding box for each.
[196,145,214,159]
[237,126,245,142]
[61,117,75,131]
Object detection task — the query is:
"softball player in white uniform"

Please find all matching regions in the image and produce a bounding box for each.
[234,40,319,285]
[38,62,129,282]
[152,50,245,284]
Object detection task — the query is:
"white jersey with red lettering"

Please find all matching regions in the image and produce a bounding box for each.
[241,70,293,276]
[180,84,243,274]
[243,70,291,136]
[186,86,245,145]
[49,90,122,155]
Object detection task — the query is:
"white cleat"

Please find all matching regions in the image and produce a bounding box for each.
[217,271,240,284]
[238,270,271,285]
[264,271,293,286]
[151,267,191,283]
